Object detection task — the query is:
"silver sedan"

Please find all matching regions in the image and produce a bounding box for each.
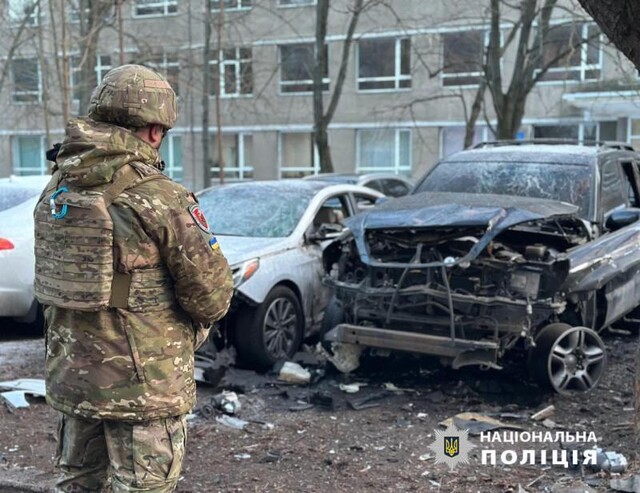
[196,180,383,368]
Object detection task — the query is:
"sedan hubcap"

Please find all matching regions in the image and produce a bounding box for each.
[263,298,298,359]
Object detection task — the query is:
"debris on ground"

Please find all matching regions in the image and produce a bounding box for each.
[212,391,241,415]
[531,404,555,421]
[0,378,46,410]
[278,361,311,384]
[439,412,524,435]
[347,390,390,411]
[588,448,628,473]
[216,415,249,430]
[610,475,640,492]
[315,342,363,373]
[339,383,366,393]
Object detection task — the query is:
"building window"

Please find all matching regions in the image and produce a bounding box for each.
[146,54,180,96]
[279,132,319,178]
[11,136,46,175]
[539,23,601,81]
[357,128,411,175]
[70,55,112,111]
[441,126,494,158]
[533,121,617,141]
[134,0,177,17]
[12,58,40,103]
[212,0,252,11]
[210,133,254,181]
[95,55,113,83]
[280,43,328,94]
[160,135,183,182]
[357,37,411,91]
[442,30,485,87]
[209,48,253,97]
[8,0,39,26]
[279,0,316,6]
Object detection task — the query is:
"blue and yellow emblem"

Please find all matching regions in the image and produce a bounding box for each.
[209,236,220,251]
[444,436,459,458]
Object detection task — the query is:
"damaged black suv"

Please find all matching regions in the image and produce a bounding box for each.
[323,140,640,394]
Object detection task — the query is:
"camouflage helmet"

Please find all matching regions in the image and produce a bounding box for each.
[87,64,177,130]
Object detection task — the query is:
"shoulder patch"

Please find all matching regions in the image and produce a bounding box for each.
[188,204,210,233]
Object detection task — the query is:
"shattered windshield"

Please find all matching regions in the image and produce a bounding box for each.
[415,160,593,218]
[197,183,318,238]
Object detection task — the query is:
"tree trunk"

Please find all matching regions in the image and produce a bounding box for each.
[202,0,213,189]
[578,0,640,70]
[313,0,333,173]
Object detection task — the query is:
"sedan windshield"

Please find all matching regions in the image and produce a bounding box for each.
[415,161,593,217]
[197,183,319,237]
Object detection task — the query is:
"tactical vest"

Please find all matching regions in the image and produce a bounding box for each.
[34,164,174,312]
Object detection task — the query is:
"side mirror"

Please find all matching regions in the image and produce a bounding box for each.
[375,196,389,206]
[306,223,344,242]
[605,209,640,231]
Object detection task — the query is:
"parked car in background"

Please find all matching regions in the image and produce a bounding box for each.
[196,179,383,369]
[304,173,413,197]
[324,141,640,394]
[0,175,50,328]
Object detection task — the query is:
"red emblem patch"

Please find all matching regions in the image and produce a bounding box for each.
[188,204,210,232]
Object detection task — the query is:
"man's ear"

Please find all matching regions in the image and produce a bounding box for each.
[148,125,165,148]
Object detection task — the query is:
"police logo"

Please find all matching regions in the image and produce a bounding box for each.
[444,436,459,458]
[428,424,475,471]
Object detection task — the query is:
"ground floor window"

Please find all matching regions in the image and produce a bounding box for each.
[533,121,617,142]
[356,128,411,175]
[159,134,183,182]
[11,135,47,175]
[279,132,319,178]
[210,133,254,181]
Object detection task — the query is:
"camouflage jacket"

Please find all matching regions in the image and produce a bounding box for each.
[37,118,233,421]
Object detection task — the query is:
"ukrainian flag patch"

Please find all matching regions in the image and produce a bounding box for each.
[209,236,220,250]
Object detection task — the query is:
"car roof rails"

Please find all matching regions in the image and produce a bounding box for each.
[472,139,636,152]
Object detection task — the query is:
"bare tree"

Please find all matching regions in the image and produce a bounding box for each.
[313,0,365,173]
[577,0,640,70]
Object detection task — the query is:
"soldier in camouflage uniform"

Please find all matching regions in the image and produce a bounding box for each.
[33,64,233,492]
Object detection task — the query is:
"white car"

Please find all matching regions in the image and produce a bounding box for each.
[196,179,383,368]
[0,175,50,327]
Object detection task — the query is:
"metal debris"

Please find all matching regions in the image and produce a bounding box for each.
[278,362,311,384]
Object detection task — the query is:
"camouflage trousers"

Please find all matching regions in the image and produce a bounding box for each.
[54,413,187,493]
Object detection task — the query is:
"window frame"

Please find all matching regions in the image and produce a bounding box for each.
[279,42,329,95]
[211,0,252,11]
[8,0,40,27]
[441,29,488,88]
[160,134,184,182]
[536,22,603,84]
[277,0,317,7]
[210,133,255,181]
[11,135,47,176]
[11,58,41,104]
[145,52,180,96]
[356,128,412,175]
[209,47,253,98]
[356,37,412,92]
[278,131,321,178]
[133,0,178,18]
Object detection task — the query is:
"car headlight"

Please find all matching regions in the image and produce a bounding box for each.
[510,270,541,298]
[232,258,260,288]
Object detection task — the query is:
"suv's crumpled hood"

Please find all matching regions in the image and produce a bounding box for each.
[346,192,579,267]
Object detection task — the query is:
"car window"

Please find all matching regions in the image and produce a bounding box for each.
[382,179,410,197]
[362,179,384,193]
[312,195,350,230]
[600,160,626,216]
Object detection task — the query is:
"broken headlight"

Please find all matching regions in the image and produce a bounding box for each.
[509,269,541,298]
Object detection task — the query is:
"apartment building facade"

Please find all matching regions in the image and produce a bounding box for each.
[1,0,639,191]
